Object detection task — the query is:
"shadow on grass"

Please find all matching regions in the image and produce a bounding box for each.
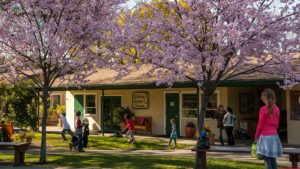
[0,154,265,169]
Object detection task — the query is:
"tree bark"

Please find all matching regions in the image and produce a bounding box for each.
[194,90,211,169]
[39,87,49,164]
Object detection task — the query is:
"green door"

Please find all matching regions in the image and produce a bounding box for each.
[102,96,122,131]
[165,93,180,136]
[74,95,84,120]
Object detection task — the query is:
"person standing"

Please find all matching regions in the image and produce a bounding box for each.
[82,118,89,148]
[255,88,282,169]
[57,112,74,141]
[70,111,84,152]
[216,105,226,145]
[223,107,236,145]
[168,119,177,148]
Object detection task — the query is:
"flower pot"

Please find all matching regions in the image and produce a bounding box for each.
[209,135,216,145]
[185,127,196,138]
[1,123,13,139]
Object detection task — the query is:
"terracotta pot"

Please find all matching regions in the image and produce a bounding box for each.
[1,123,13,138]
[185,127,196,138]
[209,135,216,145]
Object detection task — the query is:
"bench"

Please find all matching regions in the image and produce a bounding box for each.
[0,142,31,166]
[192,146,300,169]
[134,116,152,134]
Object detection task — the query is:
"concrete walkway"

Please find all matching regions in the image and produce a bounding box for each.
[0,147,292,168]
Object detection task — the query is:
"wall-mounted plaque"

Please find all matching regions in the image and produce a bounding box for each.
[132,92,149,109]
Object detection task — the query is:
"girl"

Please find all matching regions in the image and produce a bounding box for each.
[168,119,177,148]
[256,88,282,169]
[70,111,84,152]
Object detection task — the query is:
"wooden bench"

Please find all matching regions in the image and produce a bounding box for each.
[134,116,152,134]
[0,142,31,166]
[192,146,300,169]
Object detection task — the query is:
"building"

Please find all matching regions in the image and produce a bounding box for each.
[48,67,300,145]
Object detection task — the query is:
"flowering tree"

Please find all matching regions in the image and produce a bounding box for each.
[0,0,125,163]
[114,0,299,167]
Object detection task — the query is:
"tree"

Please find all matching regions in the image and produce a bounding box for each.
[113,0,300,168]
[0,0,126,164]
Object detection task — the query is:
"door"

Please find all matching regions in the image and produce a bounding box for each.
[74,95,84,120]
[165,93,180,136]
[102,96,122,131]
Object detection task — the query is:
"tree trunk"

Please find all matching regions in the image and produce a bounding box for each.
[39,87,49,164]
[194,91,211,169]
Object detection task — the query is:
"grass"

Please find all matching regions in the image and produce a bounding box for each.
[0,153,267,169]
[31,133,191,150]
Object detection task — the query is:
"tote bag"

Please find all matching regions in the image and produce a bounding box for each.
[251,142,263,160]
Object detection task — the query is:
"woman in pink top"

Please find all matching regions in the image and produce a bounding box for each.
[255,88,282,169]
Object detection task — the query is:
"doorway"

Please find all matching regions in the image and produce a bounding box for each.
[165,93,180,136]
[102,96,122,131]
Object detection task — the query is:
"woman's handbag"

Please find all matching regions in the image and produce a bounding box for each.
[251,142,263,160]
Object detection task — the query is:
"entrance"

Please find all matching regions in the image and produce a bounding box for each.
[165,93,180,136]
[102,96,122,131]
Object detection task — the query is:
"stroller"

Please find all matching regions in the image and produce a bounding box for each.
[235,121,250,139]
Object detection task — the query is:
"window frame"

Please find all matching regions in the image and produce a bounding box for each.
[50,94,62,109]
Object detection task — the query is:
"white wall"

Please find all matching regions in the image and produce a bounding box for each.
[66,91,75,130]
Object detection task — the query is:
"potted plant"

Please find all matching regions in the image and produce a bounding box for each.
[116,107,133,130]
[11,131,35,142]
[185,122,196,138]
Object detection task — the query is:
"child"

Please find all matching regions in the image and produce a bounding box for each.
[168,119,177,148]
[69,111,84,152]
[122,113,135,143]
[256,88,282,169]
[82,118,89,148]
[199,126,210,149]
[57,112,74,141]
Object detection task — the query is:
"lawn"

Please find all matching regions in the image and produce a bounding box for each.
[31,133,191,150]
[0,153,267,169]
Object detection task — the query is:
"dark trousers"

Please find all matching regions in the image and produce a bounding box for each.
[264,156,277,169]
[83,134,88,148]
[225,126,235,145]
[61,129,74,140]
[218,127,224,145]
[73,133,83,150]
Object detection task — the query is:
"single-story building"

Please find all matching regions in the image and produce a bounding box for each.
[48,67,300,145]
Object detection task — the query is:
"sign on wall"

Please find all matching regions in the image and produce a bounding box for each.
[290,91,300,120]
[132,92,149,109]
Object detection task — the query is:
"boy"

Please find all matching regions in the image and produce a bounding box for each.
[122,113,135,143]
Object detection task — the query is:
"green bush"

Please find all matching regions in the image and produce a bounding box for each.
[0,81,38,131]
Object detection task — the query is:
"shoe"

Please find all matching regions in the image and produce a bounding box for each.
[78,149,85,152]
[62,139,67,141]
[128,139,134,144]
[69,143,73,151]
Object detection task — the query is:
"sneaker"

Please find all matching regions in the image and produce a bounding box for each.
[69,143,73,151]
[128,139,134,144]
[78,149,85,152]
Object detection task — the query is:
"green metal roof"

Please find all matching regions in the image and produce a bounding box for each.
[51,79,282,91]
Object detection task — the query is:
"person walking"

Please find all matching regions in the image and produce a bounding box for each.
[57,112,74,141]
[216,105,226,145]
[223,107,236,145]
[70,111,84,152]
[255,88,282,169]
[168,119,177,148]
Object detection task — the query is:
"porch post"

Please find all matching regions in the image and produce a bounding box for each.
[101,89,105,136]
[196,84,200,147]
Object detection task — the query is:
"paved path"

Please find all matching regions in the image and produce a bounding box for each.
[0,147,292,168]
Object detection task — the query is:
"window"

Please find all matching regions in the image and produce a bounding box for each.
[85,95,96,114]
[182,94,198,118]
[51,95,61,108]
[181,92,219,119]
[201,93,218,118]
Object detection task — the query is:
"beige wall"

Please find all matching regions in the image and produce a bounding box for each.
[286,87,300,145]
[63,87,228,137]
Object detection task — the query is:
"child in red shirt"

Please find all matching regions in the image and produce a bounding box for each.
[122,113,135,143]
